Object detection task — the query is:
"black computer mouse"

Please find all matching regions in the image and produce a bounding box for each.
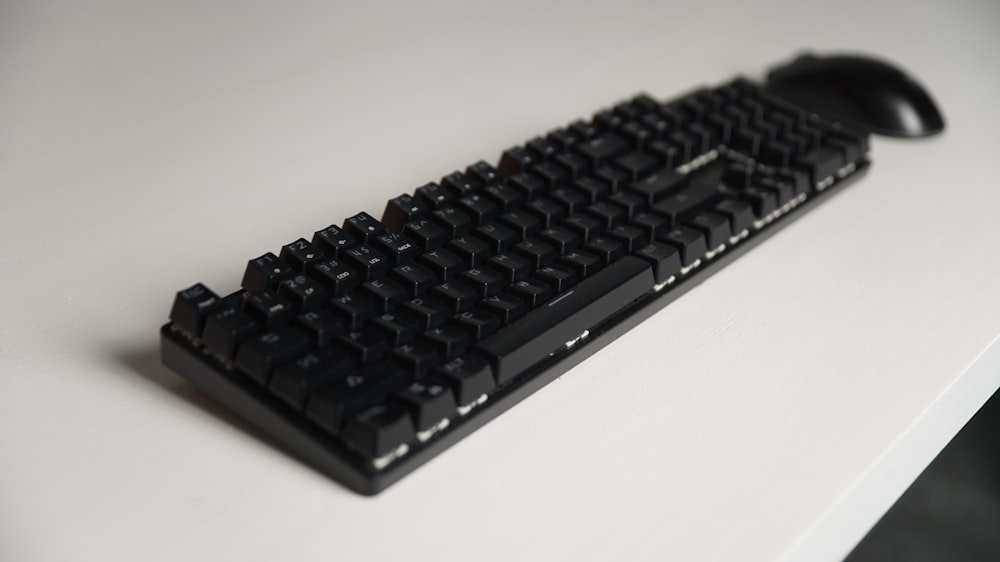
[764,53,945,138]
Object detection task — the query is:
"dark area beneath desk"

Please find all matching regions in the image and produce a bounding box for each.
[846,386,1000,562]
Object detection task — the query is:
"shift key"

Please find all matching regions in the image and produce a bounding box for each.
[476,256,652,383]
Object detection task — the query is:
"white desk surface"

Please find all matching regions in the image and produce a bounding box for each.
[3,1,999,561]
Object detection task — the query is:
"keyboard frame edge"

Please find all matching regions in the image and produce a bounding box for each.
[160,160,870,496]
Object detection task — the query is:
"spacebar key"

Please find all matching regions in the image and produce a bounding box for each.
[477,256,653,384]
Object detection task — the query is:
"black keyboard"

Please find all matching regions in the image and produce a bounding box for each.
[161,77,870,495]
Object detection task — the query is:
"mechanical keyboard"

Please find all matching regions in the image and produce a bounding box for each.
[161,77,870,495]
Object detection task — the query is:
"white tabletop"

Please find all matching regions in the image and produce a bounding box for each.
[3,1,999,561]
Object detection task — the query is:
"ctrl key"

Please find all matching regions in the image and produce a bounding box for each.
[342,404,416,461]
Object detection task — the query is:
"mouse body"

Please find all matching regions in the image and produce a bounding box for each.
[765,53,945,138]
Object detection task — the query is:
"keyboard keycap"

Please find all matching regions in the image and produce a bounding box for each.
[392,378,458,431]
[278,274,327,309]
[360,279,406,313]
[372,233,420,265]
[741,186,777,217]
[330,294,376,330]
[573,175,610,203]
[420,325,472,357]
[342,404,416,458]
[606,191,646,217]
[633,242,682,283]
[498,146,538,176]
[483,184,524,211]
[242,290,294,326]
[628,169,688,204]
[466,160,502,185]
[660,226,707,266]
[451,309,500,340]
[650,181,723,227]
[201,305,258,359]
[338,330,388,363]
[311,258,360,295]
[235,326,311,383]
[312,225,357,257]
[371,313,421,346]
[795,145,844,185]
[434,355,495,405]
[456,194,499,225]
[533,265,578,293]
[280,238,326,271]
[687,212,732,249]
[756,176,795,206]
[460,267,505,298]
[390,263,436,296]
[480,293,529,324]
[713,198,755,233]
[606,224,648,252]
[513,239,557,269]
[574,133,629,166]
[550,187,588,214]
[507,172,547,200]
[595,166,630,191]
[382,194,429,231]
[343,212,386,243]
[474,222,517,253]
[558,251,603,278]
[295,309,345,346]
[418,249,464,281]
[430,282,478,313]
[447,235,491,268]
[615,151,659,180]
[586,202,627,229]
[403,218,449,251]
[553,152,589,179]
[539,226,581,254]
[562,213,604,241]
[414,182,452,208]
[391,341,443,376]
[526,137,560,161]
[531,161,568,188]
[400,297,450,329]
[486,252,532,283]
[583,237,626,265]
[441,171,481,198]
[499,211,542,240]
[306,360,409,436]
[269,349,356,409]
[508,278,553,308]
[343,245,390,280]
[430,206,473,237]
[525,198,566,227]
[242,252,293,292]
[630,212,668,239]
[169,283,220,336]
